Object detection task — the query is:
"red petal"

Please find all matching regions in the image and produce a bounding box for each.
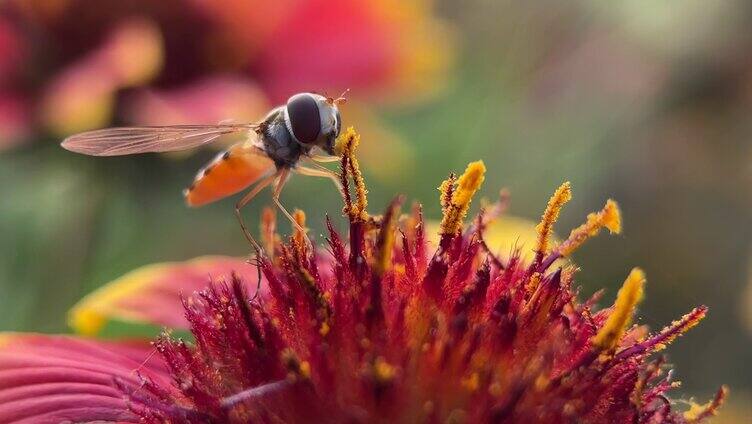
[69,256,264,335]
[0,334,167,424]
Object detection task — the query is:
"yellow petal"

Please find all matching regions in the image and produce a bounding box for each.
[69,256,261,336]
[427,215,558,263]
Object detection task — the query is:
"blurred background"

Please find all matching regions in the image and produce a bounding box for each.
[0,0,750,419]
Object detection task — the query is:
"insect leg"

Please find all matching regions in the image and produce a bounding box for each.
[295,165,345,198]
[271,169,311,247]
[308,154,340,163]
[235,171,277,252]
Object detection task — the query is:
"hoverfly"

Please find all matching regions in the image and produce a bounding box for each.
[62,92,347,252]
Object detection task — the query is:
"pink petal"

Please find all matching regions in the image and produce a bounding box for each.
[0,334,167,424]
[69,256,265,335]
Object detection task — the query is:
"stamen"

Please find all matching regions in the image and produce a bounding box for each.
[524,272,543,298]
[592,268,645,353]
[261,206,277,257]
[374,198,402,277]
[556,199,621,258]
[615,306,707,360]
[334,125,358,157]
[683,385,728,422]
[649,307,707,352]
[439,174,457,212]
[292,209,307,253]
[439,161,486,236]
[535,182,572,258]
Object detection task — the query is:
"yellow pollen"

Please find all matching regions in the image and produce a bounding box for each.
[592,268,645,353]
[557,199,622,257]
[334,126,357,157]
[488,381,502,397]
[373,357,396,383]
[536,182,572,255]
[299,361,311,379]
[462,372,480,392]
[438,174,457,210]
[439,161,486,236]
[281,349,311,381]
[525,272,543,297]
[601,199,622,233]
[534,374,550,391]
[683,386,728,422]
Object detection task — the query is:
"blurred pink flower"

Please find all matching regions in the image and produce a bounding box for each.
[0,0,454,152]
[0,16,24,80]
[125,76,269,127]
[0,93,30,148]
[40,17,163,135]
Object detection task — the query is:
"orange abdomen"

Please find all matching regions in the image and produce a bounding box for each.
[184,144,275,207]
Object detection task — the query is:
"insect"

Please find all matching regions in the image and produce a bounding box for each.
[62,92,347,252]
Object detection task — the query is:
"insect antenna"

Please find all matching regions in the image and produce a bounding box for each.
[221,379,290,409]
[333,88,350,105]
[325,88,350,106]
[131,344,159,377]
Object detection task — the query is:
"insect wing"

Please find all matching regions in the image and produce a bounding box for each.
[61,124,258,156]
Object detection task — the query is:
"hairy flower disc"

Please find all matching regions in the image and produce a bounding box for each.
[0,130,725,423]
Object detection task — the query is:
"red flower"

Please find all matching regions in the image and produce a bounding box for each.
[0,129,726,422]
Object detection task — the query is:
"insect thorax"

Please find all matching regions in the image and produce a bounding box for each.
[259,107,309,168]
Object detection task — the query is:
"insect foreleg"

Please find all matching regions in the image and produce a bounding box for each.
[271,169,312,249]
[308,154,340,163]
[295,165,345,198]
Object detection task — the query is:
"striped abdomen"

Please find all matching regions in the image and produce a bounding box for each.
[184,143,275,207]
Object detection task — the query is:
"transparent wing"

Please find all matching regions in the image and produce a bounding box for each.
[61,124,259,156]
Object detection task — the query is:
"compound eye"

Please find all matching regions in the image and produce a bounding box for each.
[286,93,321,144]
